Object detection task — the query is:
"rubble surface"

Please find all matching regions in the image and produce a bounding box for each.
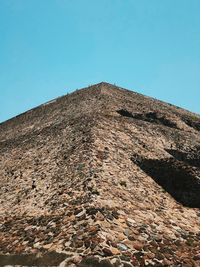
[0,82,200,267]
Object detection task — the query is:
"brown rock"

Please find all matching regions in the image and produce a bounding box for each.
[110,247,121,255]
[132,241,144,250]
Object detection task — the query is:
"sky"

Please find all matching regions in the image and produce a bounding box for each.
[0,0,200,123]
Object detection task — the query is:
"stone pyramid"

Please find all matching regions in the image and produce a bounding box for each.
[0,82,200,267]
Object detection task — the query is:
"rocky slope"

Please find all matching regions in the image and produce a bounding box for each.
[0,82,200,267]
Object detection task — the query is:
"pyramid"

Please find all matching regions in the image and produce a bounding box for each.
[0,82,200,267]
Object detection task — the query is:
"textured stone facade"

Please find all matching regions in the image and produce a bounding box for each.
[0,83,200,266]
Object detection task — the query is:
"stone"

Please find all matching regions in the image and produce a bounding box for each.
[117,243,128,251]
[155,252,164,261]
[72,255,82,264]
[123,239,134,248]
[95,211,104,221]
[64,241,71,247]
[76,209,86,220]
[99,259,113,267]
[124,228,131,237]
[43,243,52,249]
[87,225,99,235]
[193,254,200,261]
[146,252,155,259]
[162,258,173,266]
[79,256,99,266]
[132,241,144,250]
[33,242,41,248]
[110,247,121,255]
[121,261,133,267]
[110,257,121,267]
[126,218,136,227]
[102,247,113,256]
[116,233,126,241]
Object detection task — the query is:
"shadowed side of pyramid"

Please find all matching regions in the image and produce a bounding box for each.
[131,155,200,208]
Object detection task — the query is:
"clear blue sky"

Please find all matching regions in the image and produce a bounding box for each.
[0,0,200,123]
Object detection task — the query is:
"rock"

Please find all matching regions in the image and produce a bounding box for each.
[193,254,200,261]
[162,258,173,266]
[68,215,76,222]
[102,247,113,256]
[76,209,86,220]
[74,240,84,248]
[121,261,133,267]
[145,252,155,259]
[132,241,144,250]
[64,241,71,247]
[79,256,99,266]
[123,239,134,248]
[95,211,104,221]
[110,257,121,267]
[110,247,121,255]
[126,218,136,227]
[43,243,52,249]
[33,242,41,248]
[87,225,99,235]
[155,252,164,261]
[123,228,130,237]
[119,251,132,261]
[99,259,113,267]
[117,243,128,251]
[127,234,137,241]
[72,255,82,264]
[116,233,126,241]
